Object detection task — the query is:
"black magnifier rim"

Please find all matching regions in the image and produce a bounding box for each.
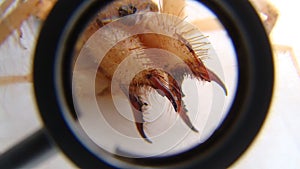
[34,0,274,168]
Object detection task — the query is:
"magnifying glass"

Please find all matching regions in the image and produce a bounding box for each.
[0,0,274,168]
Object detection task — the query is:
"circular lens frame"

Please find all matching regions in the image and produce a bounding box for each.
[33,0,274,168]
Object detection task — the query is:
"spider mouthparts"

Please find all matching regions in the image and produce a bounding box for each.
[207,68,228,96]
[191,126,199,133]
[144,137,153,144]
[178,107,199,133]
[136,122,152,143]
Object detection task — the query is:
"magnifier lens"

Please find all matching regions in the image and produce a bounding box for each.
[71,0,238,159]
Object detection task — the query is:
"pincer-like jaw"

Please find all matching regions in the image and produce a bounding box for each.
[121,69,199,143]
[146,69,199,133]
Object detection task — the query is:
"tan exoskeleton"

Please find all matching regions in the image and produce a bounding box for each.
[73,0,227,143]
[1,0,290,143]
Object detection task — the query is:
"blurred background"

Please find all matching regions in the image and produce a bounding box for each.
[0,0,299,168]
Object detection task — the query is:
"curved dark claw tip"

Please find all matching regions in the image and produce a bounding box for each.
[191,126,199,133]
[136,122,152,143]
[207,68,228,96]
[144,137,153,144]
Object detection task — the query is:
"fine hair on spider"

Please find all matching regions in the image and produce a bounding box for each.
[72,0,227,144]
